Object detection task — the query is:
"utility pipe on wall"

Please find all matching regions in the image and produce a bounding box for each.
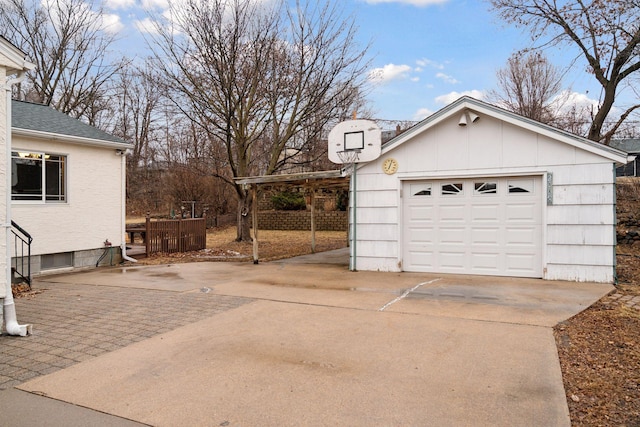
[119,150,137,264]
[3,70,32,336]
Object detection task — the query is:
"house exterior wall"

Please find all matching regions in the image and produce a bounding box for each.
[0,66,7,297]
[354,113,617,282]
[545,163,615,282]
[11,135,124,273]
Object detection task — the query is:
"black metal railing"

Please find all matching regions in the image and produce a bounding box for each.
[11,220,32,287]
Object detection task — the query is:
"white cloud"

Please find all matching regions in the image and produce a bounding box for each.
[413,108,434,121]
[141,0,170,9]
[435,72,459,84]
[135,17,159,34]
[364,0,449,6]
[435,90,485,105]
[369,63,413,84]
[105,0,135,9]
[45,1,124,34]
[415,58,445,70]
[102,13,124,34]
[550,90,599,114]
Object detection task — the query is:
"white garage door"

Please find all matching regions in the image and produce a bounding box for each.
[403,176,543,277]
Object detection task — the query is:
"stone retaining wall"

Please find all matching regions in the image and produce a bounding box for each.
[616,178,640,245]
[255,210,347,231]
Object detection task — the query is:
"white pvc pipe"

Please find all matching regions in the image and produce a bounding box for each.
[4,71,32,336]
[119,150,137,263]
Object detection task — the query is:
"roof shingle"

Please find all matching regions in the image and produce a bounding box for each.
[11,100,129,146]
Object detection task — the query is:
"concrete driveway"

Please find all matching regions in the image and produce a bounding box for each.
[11,248,612,426]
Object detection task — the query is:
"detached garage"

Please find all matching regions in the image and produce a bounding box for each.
[351,97,632,283]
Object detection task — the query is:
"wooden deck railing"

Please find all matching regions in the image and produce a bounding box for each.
[145,215,207,255]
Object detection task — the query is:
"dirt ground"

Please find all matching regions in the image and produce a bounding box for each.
[131,228,349,265]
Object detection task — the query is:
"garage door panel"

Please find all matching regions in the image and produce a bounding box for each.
[406,250,435,269]
[505,203,540,222]
[471,227,501,245]
[505,227,539,245]
[439,251,466,269]
[439,227,466,244]
[439,205,467,222]
[403,176,543,278]
[505,254,538,273]
[470,252,500,271]
[471,204,501,222]
[408,205,435,222]
[407,227,435,243]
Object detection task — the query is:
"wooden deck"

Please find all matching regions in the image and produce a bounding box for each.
[126,216,207,256]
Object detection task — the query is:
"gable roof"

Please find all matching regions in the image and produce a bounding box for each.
[0,36,34,74]
[382,96,631,165]
[610,139,640,154]
[11,100,130,149]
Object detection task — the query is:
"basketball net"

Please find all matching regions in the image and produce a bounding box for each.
[337,150,359,175]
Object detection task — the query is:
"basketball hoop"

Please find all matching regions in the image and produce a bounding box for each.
[337,150,359,175]
[327,119,381,165]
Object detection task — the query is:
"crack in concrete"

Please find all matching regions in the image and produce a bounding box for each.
[378,278,442,311]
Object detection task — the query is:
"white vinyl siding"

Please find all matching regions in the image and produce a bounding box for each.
[350,170,400,271]
[545,163,615,282]
[353,106,619,282]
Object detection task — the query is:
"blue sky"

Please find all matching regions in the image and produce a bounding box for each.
[101,0,604,124]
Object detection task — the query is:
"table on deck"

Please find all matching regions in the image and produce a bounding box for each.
[126,226,146,244]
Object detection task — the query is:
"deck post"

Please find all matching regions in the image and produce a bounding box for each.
[178,215,183,252]
[251,184,259,264]
[145,212,151,257]
[309,187,316,253]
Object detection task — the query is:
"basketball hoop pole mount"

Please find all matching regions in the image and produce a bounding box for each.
[336,149,360,271]
[328,119,382,272]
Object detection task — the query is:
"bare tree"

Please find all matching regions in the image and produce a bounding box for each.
[261,2,370,175]
[488,52,564,124]
[491,0,640,143]
[107,63,164,171]
[0,0,125,124]
[147,0,370,241]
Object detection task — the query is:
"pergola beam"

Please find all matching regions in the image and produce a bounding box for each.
[235,170,349,263]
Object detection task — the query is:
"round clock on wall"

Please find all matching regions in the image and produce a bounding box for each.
[382,158,398,175]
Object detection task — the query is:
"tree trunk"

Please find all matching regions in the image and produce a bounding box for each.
[588,80,618,143]
[235,190,253,242]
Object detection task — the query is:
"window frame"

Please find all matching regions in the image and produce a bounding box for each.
[410,183,432,197]
[441,182,464,196]
[474,181,498,195]
[11,150,67,204]
[507,178,535,195]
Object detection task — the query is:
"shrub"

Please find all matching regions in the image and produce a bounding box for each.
[271,191,307,211]
[336,190,349,211]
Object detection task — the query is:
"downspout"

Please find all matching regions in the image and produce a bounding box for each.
[3,71,32,336]
[119,150,137,263]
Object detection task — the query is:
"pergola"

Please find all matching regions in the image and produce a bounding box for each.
[234,170,350,263]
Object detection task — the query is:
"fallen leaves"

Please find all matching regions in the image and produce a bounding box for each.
[133,227,348,265]
[554,277,640,426]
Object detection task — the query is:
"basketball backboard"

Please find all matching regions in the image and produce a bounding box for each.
[328,119,382,164]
